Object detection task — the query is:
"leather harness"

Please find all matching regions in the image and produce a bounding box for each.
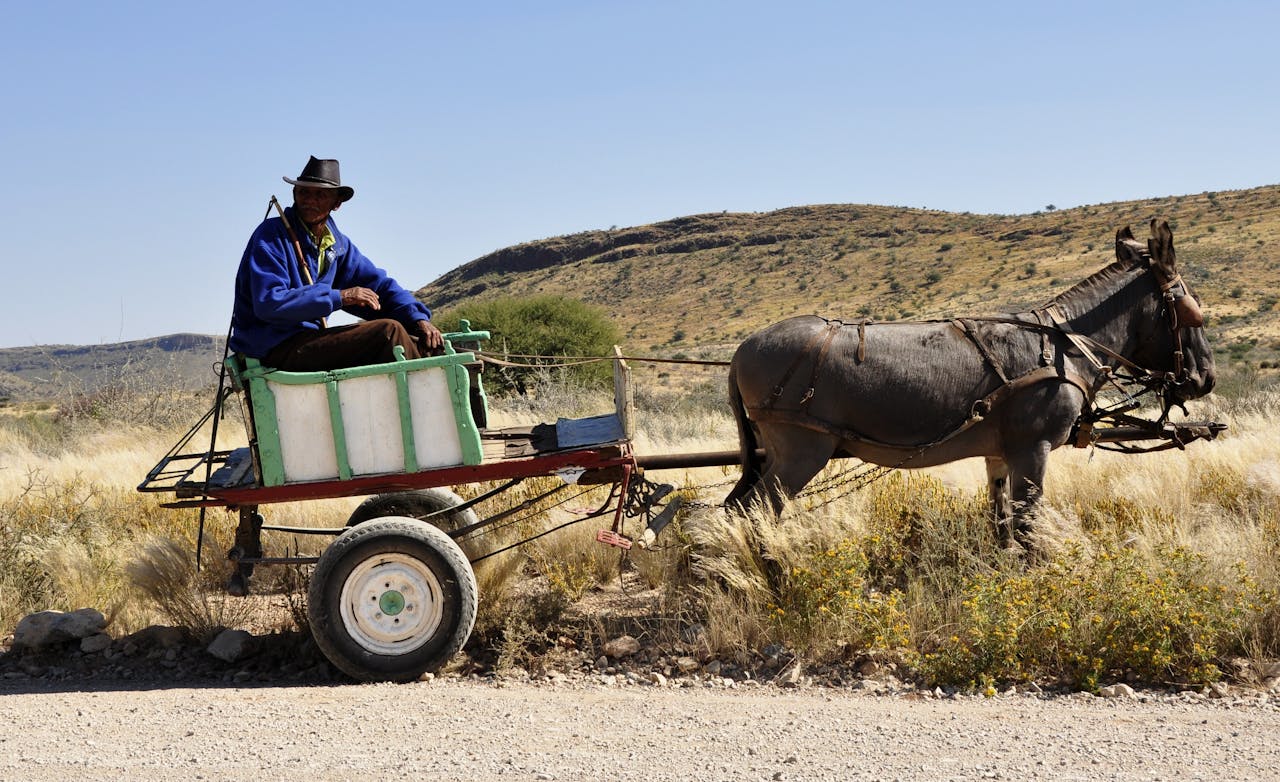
[744,290,1186,454]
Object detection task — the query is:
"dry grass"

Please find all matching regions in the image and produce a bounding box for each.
[2,367,1278,691]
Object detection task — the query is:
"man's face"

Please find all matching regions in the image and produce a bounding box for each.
[293,186,343,226]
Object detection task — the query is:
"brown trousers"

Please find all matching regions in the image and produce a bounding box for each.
[264,319,424,371]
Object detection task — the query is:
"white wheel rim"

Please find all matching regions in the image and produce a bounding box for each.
[338,553,445,656]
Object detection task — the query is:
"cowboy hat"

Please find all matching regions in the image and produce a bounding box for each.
[283,156,354,202]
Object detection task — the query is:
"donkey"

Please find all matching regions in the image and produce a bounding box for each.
[725,220,1215,546]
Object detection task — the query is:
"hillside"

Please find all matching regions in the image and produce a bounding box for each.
[5,187,1280,406]
[417,186,1280,365]
[0,334,225,404]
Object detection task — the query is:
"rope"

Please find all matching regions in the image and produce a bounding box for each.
[476,351,730,369]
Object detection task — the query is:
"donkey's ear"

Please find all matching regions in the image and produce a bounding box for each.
[1147,219,1176,271]
[1115,225,1144,263]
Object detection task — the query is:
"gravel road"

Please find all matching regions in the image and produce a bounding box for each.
[2,678,1278,782]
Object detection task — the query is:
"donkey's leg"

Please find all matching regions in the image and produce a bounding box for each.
[747,425,839,515]
[985,457,1015,546]
[998,384,1081,552]
[1005,443,1052,550]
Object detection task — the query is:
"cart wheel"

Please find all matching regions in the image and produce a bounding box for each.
[347,488,478,528]
[308,516,477,682]
[347,488,481,558]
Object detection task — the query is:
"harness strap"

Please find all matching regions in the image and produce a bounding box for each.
[972,312,1162,385]
[746,365,1094,452]
[952,319,1009,385]
[799,321,843,410]
[760,320,841,410]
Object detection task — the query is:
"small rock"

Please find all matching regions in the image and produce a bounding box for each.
[704,660,722,676]
[778,661,803,688]
[680,624,706,644]
[1255,660,1280,679]
[856,658,882,677]
[1207,681,1231,699]
[79,633,112,654]
[206,629,254,663]
[648,671,668,687]
[1099,683,1136,699]
[675,656,700,673]
[603,635,641,659]
[12,609,107,651]
[594,655,609,670]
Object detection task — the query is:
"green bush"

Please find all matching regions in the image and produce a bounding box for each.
[435,295,621,395]
[920,542,1268,691]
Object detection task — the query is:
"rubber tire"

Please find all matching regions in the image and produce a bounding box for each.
[308,516,477,683]
[347,488,478,531]
[347,488,481,559]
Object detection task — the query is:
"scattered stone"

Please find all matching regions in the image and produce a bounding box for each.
[680,624,706,644]
[12,609,107,651]
[1099,684,1136,699]
[704,660,722,676]
[603,635,641,659]
[648,671,668,687]
[594,655,609,670]
[206,629,254,663]
[675,656,700,673]
[1207,681,1231,699]
[80,633,113,654]
[778,661,803,688]
[856,658,883,677]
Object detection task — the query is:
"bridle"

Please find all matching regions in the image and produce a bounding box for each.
[1148,268,1203,392]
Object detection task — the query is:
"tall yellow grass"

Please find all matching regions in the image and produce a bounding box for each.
[1,373,1276,690]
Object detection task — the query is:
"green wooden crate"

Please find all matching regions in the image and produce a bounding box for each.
[227,329,489,487]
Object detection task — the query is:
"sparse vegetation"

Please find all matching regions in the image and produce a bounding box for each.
[2,361,1278,692]
[418,186,1280,366]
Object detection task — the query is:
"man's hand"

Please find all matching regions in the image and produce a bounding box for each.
[416,320,445,353]
[340,287,381,310]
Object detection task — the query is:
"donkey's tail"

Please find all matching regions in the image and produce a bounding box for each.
[724,358,763,507]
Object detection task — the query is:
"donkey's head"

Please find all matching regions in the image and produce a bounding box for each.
[1114,220,1215,403]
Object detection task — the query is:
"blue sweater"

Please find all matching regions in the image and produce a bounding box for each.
[229,207,432,358]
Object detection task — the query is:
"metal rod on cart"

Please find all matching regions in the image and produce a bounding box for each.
[633,422,1216,472]
[635,449,762,470]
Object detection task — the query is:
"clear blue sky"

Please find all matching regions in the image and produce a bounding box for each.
[4,1,1276,348]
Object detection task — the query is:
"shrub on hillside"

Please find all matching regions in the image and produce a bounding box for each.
[434,295,621,395]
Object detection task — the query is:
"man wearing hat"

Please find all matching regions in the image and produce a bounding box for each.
[230,156,444,370]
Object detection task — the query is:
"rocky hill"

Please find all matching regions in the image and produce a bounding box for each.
[7,186,1279,405]
[417,186,1280,364]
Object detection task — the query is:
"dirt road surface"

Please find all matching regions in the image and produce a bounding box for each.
[2,679,1278,782]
